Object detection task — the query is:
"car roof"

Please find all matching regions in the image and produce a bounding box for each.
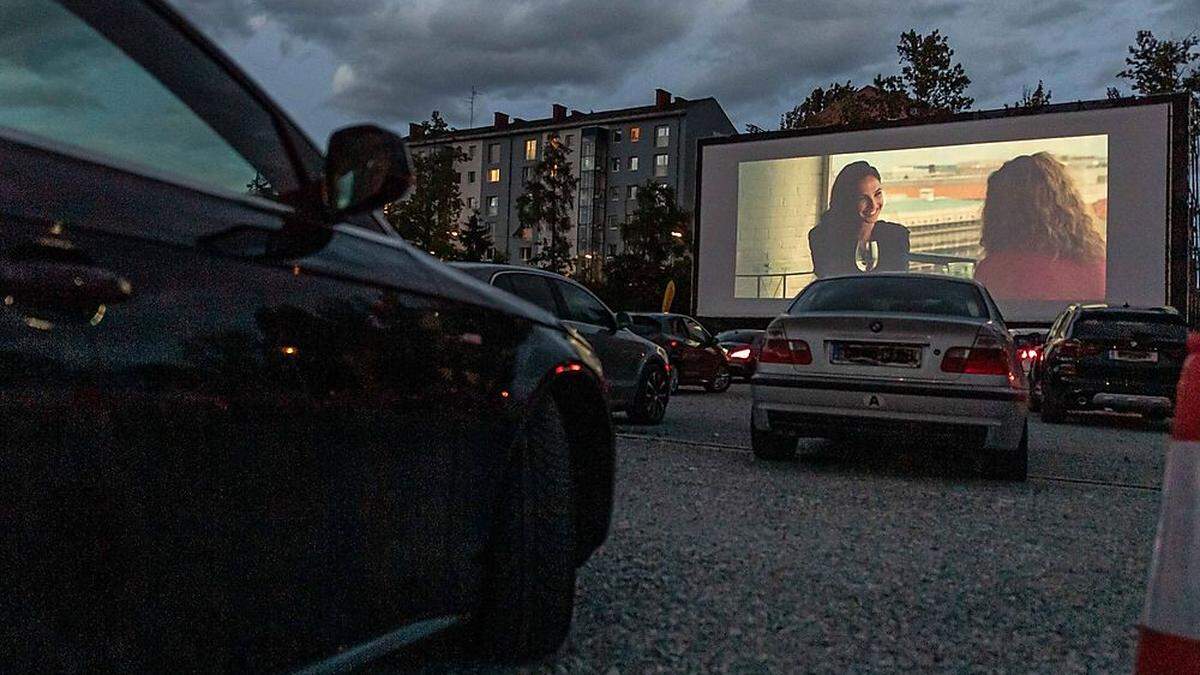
[1072,303,1179,314]
[813,272,988,290]
[450,262,570,282]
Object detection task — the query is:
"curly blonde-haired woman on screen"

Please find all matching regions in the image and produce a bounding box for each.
[974,152,1106,300]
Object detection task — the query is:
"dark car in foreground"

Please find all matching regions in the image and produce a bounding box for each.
[3,1,613,670]
[628,312,732,393]
[715,329,766,380]
[454,264,673,424]
[1032,304,1187,422]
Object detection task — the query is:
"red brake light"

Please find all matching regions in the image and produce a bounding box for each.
[941,330,1013,377]
[760,336,812,365]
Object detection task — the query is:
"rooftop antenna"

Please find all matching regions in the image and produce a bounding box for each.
[467,86,479,128]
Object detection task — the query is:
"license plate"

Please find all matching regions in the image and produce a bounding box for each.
[830,342,921,368]
[1110,349,1158,363]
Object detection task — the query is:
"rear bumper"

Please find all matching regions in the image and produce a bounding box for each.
[752,375,1027,450]
[1048,375,1177,413]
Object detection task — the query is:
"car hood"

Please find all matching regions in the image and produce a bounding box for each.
[329,225,563,330]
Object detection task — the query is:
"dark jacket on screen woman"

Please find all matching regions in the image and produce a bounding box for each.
[808,220,910,278]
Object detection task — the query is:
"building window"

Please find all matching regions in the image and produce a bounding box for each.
[629,156,639,171]
[612,129,623,143]
[629,127,641,142]
[565,134,574,148]
[608,244,617,256]
[467,197,479,210]
[454,171,462,183]
[486,195,499,216]
[654,154,669,177]
[519,246,532,262]
[609,187,621,201]
[488,143,500,163]
[525,138,538,161]
[580,204,592,224]
[521,166,531,183]
[488,167,501,183]
[627,185,639,200]
[611,157,621,172]
[468,145,477,159]
[467,170,476,183]
[607,214,619,229]
[655,125,670,148]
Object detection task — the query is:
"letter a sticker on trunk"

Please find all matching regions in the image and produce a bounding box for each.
[864,394,883,408]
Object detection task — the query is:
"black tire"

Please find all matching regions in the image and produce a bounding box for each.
[1040,385,1066,423]
[705,364,732,393]
[471,397,577,661]
[1028,382,1042,413]
[990,422,1028,481]
[752,426,797,461]
[627,364,670,425]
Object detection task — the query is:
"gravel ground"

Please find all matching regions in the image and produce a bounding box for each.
[383,383,1168,673]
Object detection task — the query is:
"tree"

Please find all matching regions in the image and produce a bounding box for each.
[597,182,693,312]
[385,111,465,260]
[744,123,768,134]
[780,80,856,129]
[456,211,499,262]
[517,134,577,274]
[896,29,973,113]
[1009,80,1052,109]
[1117,31,1200,99]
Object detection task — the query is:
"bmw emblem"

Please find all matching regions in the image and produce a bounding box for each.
[869,321,883,333]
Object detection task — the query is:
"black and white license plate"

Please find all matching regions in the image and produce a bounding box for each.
[830,342,921,368]
[1109,349,1158,363]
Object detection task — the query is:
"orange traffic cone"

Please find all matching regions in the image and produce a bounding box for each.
[1135,332,1200,674]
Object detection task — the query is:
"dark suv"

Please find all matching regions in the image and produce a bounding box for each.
[1032,304,1188,422]
[628,312,732,393]
[454,264,673,424]
[3,1,613,671]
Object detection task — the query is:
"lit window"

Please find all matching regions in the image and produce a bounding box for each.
[629,127,641,142]
[627,185,639,200]
[519,246,532,261]
[629,156,639,171]
[612,129,623,143]
[468,170,476,183]
[611,157,621,172]
[488,143,500,163]
[655,125,670,148]
[487,195,499,216]
[525,138,538,160]
[654,154,669,177]
[488,167,501,183]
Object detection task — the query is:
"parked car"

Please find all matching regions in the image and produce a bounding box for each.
[716,329,766,380]
[1011,329,1048,377]
[3,1,614,671]
[453,264,672,424]
[627,312,732,393]
[1031,304,1187,422]
[751,274,1028,479]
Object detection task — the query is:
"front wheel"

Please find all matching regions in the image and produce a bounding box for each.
[627,365,670,425]
[471,397,576,660]
[705,364,732,393]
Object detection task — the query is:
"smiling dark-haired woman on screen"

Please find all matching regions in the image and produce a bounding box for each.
[809,161,910,278]
[974,152,1106,300]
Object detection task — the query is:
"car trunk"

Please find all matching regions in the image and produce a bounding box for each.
[775,312,992,382]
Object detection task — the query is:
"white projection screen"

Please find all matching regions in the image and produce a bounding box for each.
[695,99,1185,323]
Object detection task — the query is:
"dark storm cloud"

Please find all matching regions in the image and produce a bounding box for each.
[1023,1,1088,26]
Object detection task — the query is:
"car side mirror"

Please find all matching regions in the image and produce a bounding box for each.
[324,124,413,217]
[614,311,632,331]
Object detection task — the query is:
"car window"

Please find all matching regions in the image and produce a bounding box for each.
[1071,312,1187,342]
[0,1,300,201]
[493,273,559,315]
[670,317,689,338]
[684,319,711,343]
[555,280,613,327]
[631,316,661,337]
[790,277,988,319]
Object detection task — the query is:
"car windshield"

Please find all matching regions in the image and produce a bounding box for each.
[1072,312,1187,342]
[789,276,989,319]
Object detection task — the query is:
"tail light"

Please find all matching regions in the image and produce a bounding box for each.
[729,347,752,360]
[760,334,812,365]
[941,328,1015,380]
[1057,339,1102,359]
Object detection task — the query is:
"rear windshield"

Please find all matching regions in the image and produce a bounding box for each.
[1071,312,1186,342]
[789,277,989,319]
[716,330,761,343]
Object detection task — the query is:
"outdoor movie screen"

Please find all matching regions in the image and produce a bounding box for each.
[696,102,1173,322]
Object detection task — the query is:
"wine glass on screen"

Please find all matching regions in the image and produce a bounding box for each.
[855,240,878,272]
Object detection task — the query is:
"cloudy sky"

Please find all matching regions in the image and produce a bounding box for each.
[172,0,1199,146]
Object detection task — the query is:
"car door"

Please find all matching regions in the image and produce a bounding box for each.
[683,317,722,380]
[0,2,482,670]
[551,278,644,406]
